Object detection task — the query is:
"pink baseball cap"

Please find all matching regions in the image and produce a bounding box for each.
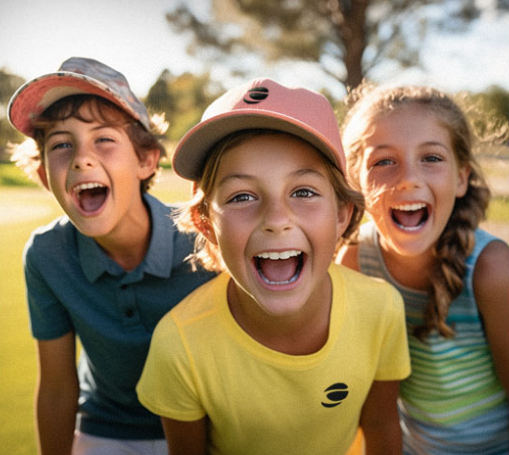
[172,78,346,181]
[8,57,150,138]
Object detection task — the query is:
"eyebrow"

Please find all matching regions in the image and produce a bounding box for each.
[45,130,69,141]
[217,167,327,187]
[370,141,450,152]
[45,124,117,141]
[420,141,450,150]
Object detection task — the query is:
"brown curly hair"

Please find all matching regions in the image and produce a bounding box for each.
[342,83,491,340]
[10,95,168,193]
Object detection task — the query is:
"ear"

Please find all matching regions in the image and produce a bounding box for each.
[455,164,471,198]
[336,202,354,237]
[191,206,218,245]
[137,148,160,180]
[36,163,50,190]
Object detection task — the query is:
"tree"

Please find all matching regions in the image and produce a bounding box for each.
[166,0,508,90]
[468,85,509,152]
[145,69,175,125]
[0,68,25,161]
[144,70,222,142]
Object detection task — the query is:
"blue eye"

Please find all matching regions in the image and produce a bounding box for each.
[292,188,317,198]
[374,158,394,167]
[50,142,73,152]
[228,193,255,203]
[97,137,115,144]
[424,155,443,163]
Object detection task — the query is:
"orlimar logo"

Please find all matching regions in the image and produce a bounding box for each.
[243,86,269,104]
[321,382,349,408]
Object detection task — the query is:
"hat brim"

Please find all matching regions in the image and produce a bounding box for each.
[172,109,343,181]
[8,72,141,138]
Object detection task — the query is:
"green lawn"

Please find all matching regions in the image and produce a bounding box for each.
[0,188,61,454]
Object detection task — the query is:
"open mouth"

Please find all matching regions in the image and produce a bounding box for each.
[73,182,109,214]
[391,203,429,231]
[254,250,304,285]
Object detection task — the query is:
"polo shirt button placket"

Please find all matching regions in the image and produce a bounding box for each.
[118,282,138,323]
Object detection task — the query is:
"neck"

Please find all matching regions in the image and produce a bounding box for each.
[227,278,332,356]
[380,247,434,291]
[95,200,152,272]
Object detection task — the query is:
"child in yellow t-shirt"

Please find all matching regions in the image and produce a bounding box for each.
[137,79,411,454]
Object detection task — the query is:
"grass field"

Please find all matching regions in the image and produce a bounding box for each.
[0,161,507,454]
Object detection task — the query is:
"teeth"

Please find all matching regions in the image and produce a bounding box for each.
[392,203,426,211]
[256,250,301,260]
[73,182,105,194]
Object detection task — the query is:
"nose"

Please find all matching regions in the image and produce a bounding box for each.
[395,161,421,191]
[71,143,96,171]
[261,199,294,234]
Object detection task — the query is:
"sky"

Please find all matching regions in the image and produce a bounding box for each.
[1,0,509,101]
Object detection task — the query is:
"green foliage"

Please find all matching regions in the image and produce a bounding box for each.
[0,163,38,187]
[0,69,26,162]
[144,71,222,142]
[0,68,25,105]
[145,69,174,122]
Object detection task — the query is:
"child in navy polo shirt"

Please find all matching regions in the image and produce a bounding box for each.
[8,57,213,455]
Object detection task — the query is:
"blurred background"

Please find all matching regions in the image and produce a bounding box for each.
[1,0,508,453]
[1,0,509,151]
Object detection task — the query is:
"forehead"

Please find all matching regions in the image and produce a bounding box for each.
[219,133,327,172]
[41,97,129,130]
[365,105,452,146]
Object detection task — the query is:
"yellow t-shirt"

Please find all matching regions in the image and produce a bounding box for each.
[137,264,410,455]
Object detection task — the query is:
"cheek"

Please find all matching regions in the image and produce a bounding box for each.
[359,174,386,212]
[211,212,250,250]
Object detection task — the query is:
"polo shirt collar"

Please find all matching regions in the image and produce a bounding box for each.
[79,194,175,282]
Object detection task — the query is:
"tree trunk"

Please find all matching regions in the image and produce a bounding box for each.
[338,0,369,89]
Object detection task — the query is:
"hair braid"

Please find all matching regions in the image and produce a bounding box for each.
[416,166,490,339]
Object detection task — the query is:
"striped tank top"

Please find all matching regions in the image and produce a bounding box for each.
[358,223,508,454]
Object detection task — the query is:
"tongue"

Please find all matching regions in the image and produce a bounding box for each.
[392,208,425,228]
[79,188,107,213]
[258,257,299,283]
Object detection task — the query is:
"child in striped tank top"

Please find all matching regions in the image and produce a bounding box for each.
[337,84,509,454]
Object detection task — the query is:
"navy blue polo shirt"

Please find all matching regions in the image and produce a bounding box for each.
[23,194,214,439]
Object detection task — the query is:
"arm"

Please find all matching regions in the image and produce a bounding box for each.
[161,416,207,455]
[360,380,402,455]
[35,331,79,455]
[474,240,509,396]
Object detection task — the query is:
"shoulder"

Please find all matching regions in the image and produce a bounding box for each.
[144,193,178,228]
[24,216,76,263]
[473,237,509,311]
[144,193,197,261]
[330,264,402,312]
[170,273,228,322]
[336,222,379,269]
